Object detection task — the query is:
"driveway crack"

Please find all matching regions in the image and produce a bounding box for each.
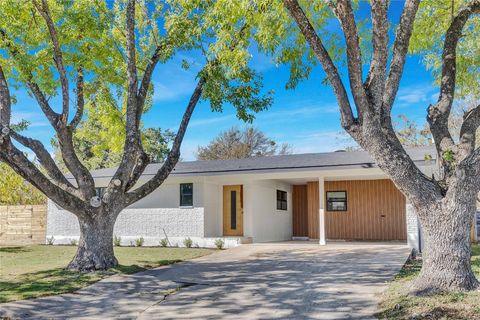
[136,282,198,318]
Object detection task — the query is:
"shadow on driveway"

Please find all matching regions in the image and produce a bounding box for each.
[0,242,410,319]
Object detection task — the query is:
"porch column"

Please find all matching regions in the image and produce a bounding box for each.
[319,176,326,245]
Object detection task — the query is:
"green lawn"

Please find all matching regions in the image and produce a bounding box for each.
[377,244,480,320]
[0,245,213,303]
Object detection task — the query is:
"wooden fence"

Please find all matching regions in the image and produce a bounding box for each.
[0,205,47,246]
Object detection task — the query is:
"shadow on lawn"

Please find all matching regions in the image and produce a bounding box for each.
[0,260,184,303]
[0,246,31,253]
[0,268,105,303]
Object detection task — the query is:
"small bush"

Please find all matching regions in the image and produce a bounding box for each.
[135,236,145,247]
[47,236,55,245]
[183,237,193,248]
[214,238,225,250]
[70,239,77,246]
[160,238,168,247]
[113,235,122,247]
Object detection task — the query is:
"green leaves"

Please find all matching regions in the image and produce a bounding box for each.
[0,163,45,205]
[442,149,456,163]
[410,0,480,98]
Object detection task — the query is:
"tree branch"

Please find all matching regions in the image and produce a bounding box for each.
[0,66,88,212]
[334,0,370,119]
[458,105,480,157]
[458,146,480,190]
[0,29,60,127]
[136,43,165,126]
[125,0,138,133]
[108,0,148,198]
[70,68,85,128]
[9,131,77,190]
[282,0,356,132]
[383,0,420,113]
[428,0,480,157]
[125,78,205,205]
[0,141,89,217]
[32,0,70,123]
[0,66,11,150]
[366,0,389,109]
[1,27,95,198]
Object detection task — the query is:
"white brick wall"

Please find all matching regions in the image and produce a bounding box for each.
[406,202,420,252]
[47,201,204,245]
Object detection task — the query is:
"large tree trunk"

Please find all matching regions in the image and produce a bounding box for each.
[67,213,118,271]
[412,195,479,294]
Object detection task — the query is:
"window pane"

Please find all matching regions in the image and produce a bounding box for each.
[326,191,347,212]
[328,191,346,198]
[276,190,287,211]
[180,183,193,206]
[181,195,193,206]
[231,191,237,230]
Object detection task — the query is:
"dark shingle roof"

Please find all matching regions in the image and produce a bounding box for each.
[86,146,436,178]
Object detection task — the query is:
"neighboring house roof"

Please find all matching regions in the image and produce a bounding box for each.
[85,146,437,179]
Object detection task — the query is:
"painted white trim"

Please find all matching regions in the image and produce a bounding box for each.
[319,177,326,245]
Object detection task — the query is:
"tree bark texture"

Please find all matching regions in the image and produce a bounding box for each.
[0,0,251,271]
[283,0,480,294]
[413,193,479,294]
[67,212,119,271]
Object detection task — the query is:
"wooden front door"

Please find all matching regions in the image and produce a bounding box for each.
[223,185,243,236]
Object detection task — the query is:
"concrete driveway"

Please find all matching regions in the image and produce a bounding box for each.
[0,242,410,319]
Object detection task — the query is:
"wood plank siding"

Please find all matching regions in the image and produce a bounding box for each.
[292,185,308,237]
[325,180,406,241]
[292,179,407,241]
[0,205,47,246]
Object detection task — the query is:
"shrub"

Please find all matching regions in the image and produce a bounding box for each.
[113,235,122,247]
[160,238,168,247]
[46,236,55,245]
[70,239,77,246]
[135,236,145,247]
[214,238,225,250]
[183,237,193,248]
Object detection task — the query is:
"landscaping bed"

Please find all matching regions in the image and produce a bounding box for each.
[377,244,480,320]
[0,245,213,303]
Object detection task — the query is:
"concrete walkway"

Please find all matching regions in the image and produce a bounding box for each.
[0,242,410,319]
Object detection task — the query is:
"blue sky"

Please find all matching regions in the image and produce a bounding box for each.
[11,1,440,161]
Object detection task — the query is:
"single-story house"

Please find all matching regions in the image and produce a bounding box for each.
[47,146,479,249]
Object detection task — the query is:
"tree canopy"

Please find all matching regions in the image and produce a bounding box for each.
[52,85,175,171]
[0,0,278,271]
[0,163,45,205]
[197,126,291,160]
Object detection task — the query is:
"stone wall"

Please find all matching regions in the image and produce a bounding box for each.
[0,205,47,246]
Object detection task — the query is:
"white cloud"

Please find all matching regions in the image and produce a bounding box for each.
[397,84,436,104]
[188,114,235,128]
[153,79,197,102]
[11,111,49,128]
[284,130,348,154]
[258,103,339,122]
